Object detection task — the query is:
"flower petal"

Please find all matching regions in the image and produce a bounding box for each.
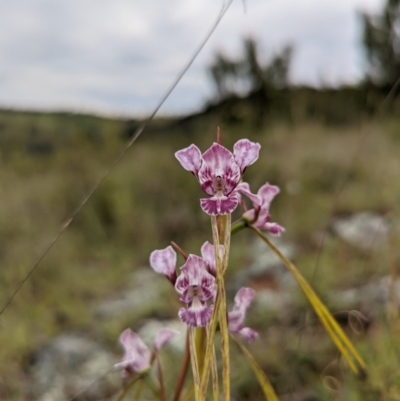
[258,183,280,206]
[178,305,214,327]
[263,222,285,236]
[154,328,179,350]
[236,182,262,207]
[175,255,215,303]
[179,255,209,285]
[175,144,202,175]
[198,143,241,196]
[200,241,224,276]
[233,139,261,173]
[200,193,239,216]
[150,246,177,284]
[228,309,244,331]
[116,328,151,375]
[234,287,256,312]
[237,327,259,343]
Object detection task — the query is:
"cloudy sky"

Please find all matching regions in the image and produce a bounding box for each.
[0,0,385,116]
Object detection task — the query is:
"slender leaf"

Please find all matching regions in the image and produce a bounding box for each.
[231,335,279,401]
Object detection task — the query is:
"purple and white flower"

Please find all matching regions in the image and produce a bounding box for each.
[228,287,259,343]
[175,139,261,215]
[175,255,216,327]
[115,328,177,378]
[237,182,284,236]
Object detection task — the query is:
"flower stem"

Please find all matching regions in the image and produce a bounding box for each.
[172,329,190,401]
[231,219,247,235]
[211,215,231,401]
[189,327,200,400]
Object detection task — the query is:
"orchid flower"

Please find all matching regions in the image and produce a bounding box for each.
[237,182,285,236]
[175,255,216,327]
[228,287,259,343]
[175,139,261,215]
[115,328,177,378]
[150,245,218,327]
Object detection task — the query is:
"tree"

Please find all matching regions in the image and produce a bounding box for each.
[208,38,293,100]
[361,0,400,85]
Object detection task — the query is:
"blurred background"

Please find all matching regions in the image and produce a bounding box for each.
[1,0,400,399]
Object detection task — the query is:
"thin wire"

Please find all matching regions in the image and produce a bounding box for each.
[0,0,235,318]
[67,367,115,401]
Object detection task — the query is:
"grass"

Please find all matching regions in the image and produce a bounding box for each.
[0,108,400,399]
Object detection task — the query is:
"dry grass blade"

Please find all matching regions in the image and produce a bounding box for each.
[211,342,220,401]
[231,335,280,401]
[250,227,367,376]
[218,214,231,401]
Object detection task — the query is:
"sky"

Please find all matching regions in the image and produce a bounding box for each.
[0,0,385,116]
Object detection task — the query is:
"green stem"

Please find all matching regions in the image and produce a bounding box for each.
[231,219,247,235]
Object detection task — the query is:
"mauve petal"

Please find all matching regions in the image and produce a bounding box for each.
[178,305,214,327]
[175,144,202,174]
[220,192,240,214]
[258,183,280,207]
[175,274,189,297]
[233,139,261,173]
[200,179,216,197]
[180,255,209,285]
[236,182,262,207]
[228,310,244,331]
[200,198,220,216]
[198,143,241,195]
[150,246,177,283]
[237,327,259,343]
[199,275,216,303]
[200,193,239,216]
[116,329,151,374]
[200,241,224,276]
[199,143,235,176]
[234,287,256,312]
[243,208,256,223]
[263,222,285,236]
[154,328,179,350]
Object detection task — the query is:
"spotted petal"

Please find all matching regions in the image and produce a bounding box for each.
[200,192,239,216]
[150,246,177,284]
[175,144,202,175]
[175,255,215,303]
[233,139,261,173]
[198,143,241,196]
[179,305,213,327]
